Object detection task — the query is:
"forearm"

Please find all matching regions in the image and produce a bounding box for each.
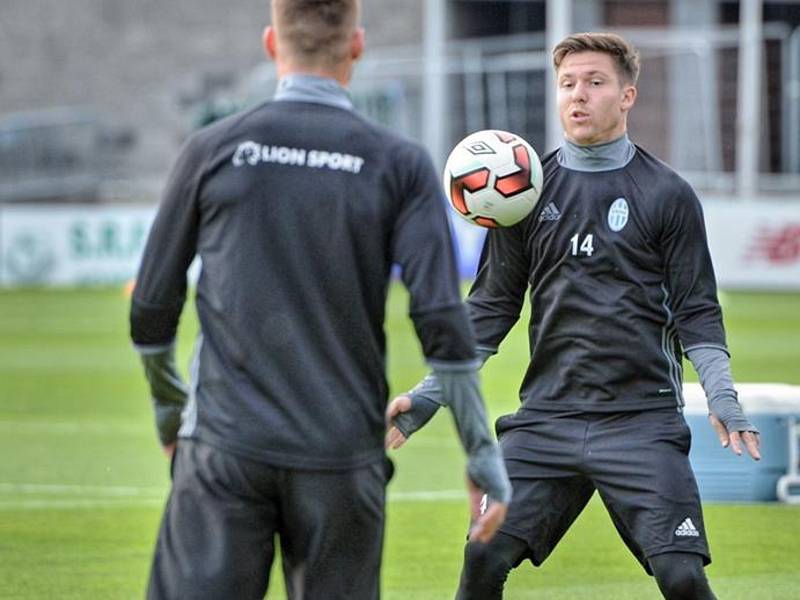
[686,346,757,433]
[136,342,189,445]
[393,346,496,437]
[429,359,511,504]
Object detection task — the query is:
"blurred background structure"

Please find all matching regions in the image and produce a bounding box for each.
[1,0,799,200]
[0,0,799,287]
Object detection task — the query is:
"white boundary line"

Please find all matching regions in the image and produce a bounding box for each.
[0,483,164,496]
[389,490,465,502]
[0,421,464,446]
[0,498,167,510]
[0,482,465,509]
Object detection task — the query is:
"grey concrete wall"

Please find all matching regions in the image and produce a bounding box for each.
[0,0,423,191]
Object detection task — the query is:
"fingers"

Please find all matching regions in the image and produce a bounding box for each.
[466,477,507,543]
[384,427,408,450]
[385,395,412,423]
[726,430,762,461]
[384,395,412,450]
[467,478,483,519]
[709,414,762,461]
[162,442,177,458]
[469,502,508,544]
[742,431,761,461]
[708,413,730,448]
[728,431,742,455]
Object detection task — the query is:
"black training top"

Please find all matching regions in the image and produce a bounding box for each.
[130,80,475,469]
[468,143,726,412]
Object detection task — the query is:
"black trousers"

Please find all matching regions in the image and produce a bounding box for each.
[147,439,389,600]
[495,408,710,570]
[456,409,715,599]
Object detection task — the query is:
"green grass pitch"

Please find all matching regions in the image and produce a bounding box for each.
[0,286,798,599]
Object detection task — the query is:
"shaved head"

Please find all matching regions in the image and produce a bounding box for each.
[270,0,361,70]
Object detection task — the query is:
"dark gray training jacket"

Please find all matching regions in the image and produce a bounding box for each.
[130,76,475,470]
[469,136,727,413]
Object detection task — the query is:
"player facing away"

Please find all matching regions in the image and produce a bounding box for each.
[386,32,761,600]
[129,1,511,598]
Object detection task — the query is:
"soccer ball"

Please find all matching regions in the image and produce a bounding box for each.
[443,130,543,228]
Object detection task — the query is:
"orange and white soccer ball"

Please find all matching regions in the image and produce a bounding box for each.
[443,130,543,228]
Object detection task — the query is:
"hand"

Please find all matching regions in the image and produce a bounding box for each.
[385,395,411,449]
[467,477,508,543]
[162,441,177,459]
[709,414,761,460]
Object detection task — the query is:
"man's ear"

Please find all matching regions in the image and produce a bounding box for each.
[351,27,365,61]
[621,84,637,112]
[264,25,277,61]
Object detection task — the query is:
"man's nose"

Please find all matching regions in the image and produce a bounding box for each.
[572,82,588,102]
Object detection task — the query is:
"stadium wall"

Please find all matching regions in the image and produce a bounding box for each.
[0,0,424,183]
[1,200,799,290]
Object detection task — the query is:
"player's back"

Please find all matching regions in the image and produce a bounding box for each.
[181,100,448,468]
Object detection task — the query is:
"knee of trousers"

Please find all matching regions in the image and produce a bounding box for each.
[462,540,515,585]
[651,555,711,600]
[657,571,711,600]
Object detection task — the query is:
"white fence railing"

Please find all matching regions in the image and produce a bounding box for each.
[243,25,800,196]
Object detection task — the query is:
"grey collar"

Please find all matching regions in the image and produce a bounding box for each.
[273,74,353,111]
[557,134,636,172]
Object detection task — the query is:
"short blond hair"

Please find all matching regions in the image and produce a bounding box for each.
[553,32,640,85]
[271,0,360,67]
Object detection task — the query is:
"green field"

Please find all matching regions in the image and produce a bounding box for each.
[0,287,798,599]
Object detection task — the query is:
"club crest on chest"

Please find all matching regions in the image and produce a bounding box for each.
[608,197,629,232]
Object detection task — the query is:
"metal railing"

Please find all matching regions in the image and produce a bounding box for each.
[4,25,797,202]
[241,25,800,198]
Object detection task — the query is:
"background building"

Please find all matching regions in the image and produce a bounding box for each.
[0,0,426,199]
[1,0,799,202]
[0,0,799,291]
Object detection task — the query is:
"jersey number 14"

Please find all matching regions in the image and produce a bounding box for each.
[569,233,595,257]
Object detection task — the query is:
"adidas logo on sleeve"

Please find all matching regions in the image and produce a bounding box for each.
[674,517,700,537]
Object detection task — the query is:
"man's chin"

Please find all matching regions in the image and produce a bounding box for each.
[566,132,597,146]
